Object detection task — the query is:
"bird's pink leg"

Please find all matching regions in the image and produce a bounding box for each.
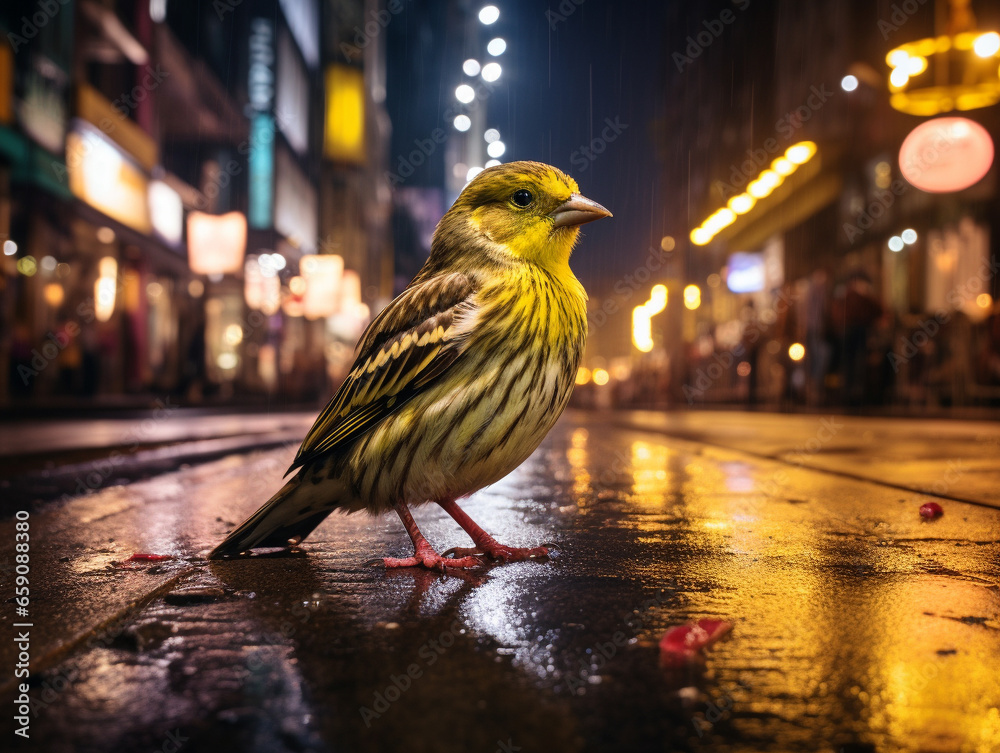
[438,499,551,562]
[378,501,484,570]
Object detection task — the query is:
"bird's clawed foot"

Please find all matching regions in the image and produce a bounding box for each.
[443,541,557,562]
[365,541,483,572]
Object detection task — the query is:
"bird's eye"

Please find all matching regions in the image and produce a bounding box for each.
[511,189,534,207]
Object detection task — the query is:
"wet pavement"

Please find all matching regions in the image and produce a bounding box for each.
[2,410,999,752]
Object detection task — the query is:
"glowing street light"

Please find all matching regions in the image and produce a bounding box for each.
[683,284,701,310]
[455,84,475,103]
[479,5,499,24]
[454,114,471,131]
[463,59,481,76]
[481,62,502,82]
[841,74,859,91]
[487,140,505,158]
[974,31,1000,57]
[487,38,506,56]
[632,284,667,352]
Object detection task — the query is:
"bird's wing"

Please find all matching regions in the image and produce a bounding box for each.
[286,272,477,474]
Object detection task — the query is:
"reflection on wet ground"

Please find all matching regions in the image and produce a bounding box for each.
[5,411,999,752]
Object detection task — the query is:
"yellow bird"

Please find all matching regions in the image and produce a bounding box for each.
[209,161,611,569]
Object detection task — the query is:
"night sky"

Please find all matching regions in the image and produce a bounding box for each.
[386,0,672,305]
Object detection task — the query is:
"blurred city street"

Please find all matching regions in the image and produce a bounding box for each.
[2,409,998,752]
[3,0,1000,750]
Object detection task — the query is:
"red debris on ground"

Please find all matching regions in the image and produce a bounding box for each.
[126,553,175,561]
[659,619,733,665]
[919,502,944,519]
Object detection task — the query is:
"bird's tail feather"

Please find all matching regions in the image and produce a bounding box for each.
[208,475,335,559]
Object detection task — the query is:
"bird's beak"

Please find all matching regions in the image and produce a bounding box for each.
[549,193,613,229]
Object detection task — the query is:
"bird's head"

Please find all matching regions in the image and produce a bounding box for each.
[433,161,612,273]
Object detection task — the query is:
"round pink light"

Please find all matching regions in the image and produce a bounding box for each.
[899,117,994,193]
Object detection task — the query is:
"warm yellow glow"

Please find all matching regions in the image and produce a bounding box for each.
[188,279,204,298]
[690,142,816,245]
[977,293,993,308]
[289,275,307,296]
[905,55,928,76]
[705,207,737,233]
[974,31,1000,58]
[43,283,64,307]
[728,193,756,214]
[649,284,668,312]
[887,49,910,67]
[747,178,771,199]
[217,352,239,370]
[887,33,1000,114]
[691,227,713,246]
[99,256,118,278]
[890,67,910,88]
[592,368,610,386]
[95,277,116,322]
[756,170,782,191]
[632,285,667,352]
[683,284,701,310]
[66,128,152,234]
[575,366,592,385]
[788,342,806,361]
[772,157,794,176]
[785,141,816,165]
[660,235,675,252]
[224,323,244,346]
[324,65,366,163]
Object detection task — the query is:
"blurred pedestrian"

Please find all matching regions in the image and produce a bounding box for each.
[832,271,883,407]
[804,269,832,405]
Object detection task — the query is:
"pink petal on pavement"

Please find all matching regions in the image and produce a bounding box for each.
[660,620,733,664]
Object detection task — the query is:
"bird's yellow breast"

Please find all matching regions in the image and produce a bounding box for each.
[476,261,588,352]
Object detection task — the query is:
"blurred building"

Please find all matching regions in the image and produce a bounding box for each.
[644,0,1000,410]
[0,0,391,408]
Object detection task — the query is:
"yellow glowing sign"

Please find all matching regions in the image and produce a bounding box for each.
[324,65,366,164]
[886,31,1000,115]
[691,142,817,246]
[632,284,667,352]
[67,127,151,235]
